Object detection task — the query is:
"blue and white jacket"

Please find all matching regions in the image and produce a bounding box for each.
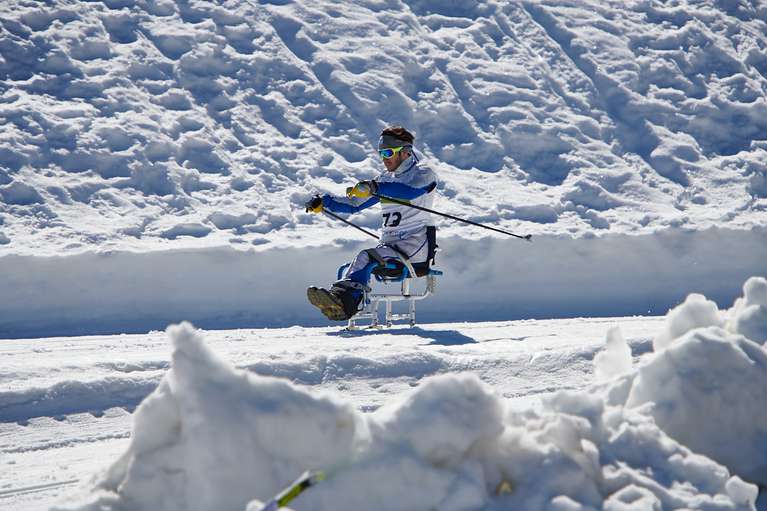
[322,152,437,243]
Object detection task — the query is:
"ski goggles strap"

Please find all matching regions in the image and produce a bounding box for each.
[379,134,411,149]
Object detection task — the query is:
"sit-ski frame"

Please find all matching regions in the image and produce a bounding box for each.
[337,256,443,330]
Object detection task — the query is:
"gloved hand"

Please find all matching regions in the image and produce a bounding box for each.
[305,196,323,214]
[346,180,378,199]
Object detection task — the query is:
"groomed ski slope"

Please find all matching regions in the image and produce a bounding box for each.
[2,277,767,511]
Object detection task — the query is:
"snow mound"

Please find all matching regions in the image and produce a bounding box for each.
[626,327,767,486]
[652,293,723,351]
[61,321,759,511]
[728,276,767,343]
[606,275,767,486]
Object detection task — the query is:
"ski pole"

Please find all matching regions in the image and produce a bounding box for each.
[322,210,379,240]
[258,471,325,511]
[373,193,532,242]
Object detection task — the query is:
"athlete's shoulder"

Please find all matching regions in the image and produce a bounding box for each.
[415,160,436,176]
[411,159,437,187]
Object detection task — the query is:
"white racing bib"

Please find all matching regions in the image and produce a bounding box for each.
[377,154,437,242]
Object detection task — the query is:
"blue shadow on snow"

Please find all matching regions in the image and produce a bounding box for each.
[327,326,477,346]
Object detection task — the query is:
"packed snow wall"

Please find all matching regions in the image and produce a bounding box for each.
[1,227,764,338]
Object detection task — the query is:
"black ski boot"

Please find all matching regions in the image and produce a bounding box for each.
[307,282,364,321]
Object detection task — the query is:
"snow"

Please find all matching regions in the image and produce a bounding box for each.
[2,227,766,339]
[626,326,767,487]
[593,326,632,381]
[623,276,767,486]
[652,292,723,351]
[0,0,767,337]
[43,278,767,510]
[2,315,630,510]
[1,0,767,336]
[728,277,767,343]
[0,0,767,280]
[4,279,767,510]
[2,0,767,509]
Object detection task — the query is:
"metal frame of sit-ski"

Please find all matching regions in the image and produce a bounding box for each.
[337,255,443,330]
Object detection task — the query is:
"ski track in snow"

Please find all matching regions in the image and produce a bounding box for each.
[0,316,658,510]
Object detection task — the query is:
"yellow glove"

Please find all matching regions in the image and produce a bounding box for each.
[305,196,323,214]
[346,181,377,199]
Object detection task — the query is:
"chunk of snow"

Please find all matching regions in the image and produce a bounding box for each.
[652,293,722,351]
[603,484,661,511]
[0,181,44,205]
[743,276,767,307]
[373,372,504,468]
[594,326,632,381]
[727,276,767,343]
[161,223,212,239]
[627,326,767,485]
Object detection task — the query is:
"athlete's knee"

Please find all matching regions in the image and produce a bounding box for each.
[351,249,372,266]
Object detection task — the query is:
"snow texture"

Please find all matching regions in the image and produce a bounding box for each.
[1,0,766,256]
[57,277,767,511]
[622,276,767,486]
[1,0,767,337]
[2,227,766,339]
[728,277,767,344]
[626,326,767,488]
[652,292,723,351]
[593,326,632,381]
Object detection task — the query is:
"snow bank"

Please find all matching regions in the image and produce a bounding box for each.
[592,276,767,487]
[2,227,766,339]
[652,293,723,351]
[59,311,763,511]
[626,327,767,486]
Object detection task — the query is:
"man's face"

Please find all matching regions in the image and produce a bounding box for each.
[383,148,410,172]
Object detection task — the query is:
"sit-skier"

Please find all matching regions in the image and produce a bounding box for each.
[305,126,438,321]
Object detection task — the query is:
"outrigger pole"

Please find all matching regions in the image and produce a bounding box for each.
[322,210,379,239]
[257,471,325,511]
[320,193,532,242]
[373,193,532,242]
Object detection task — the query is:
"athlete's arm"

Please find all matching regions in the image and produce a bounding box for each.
[322,194,379,214]
[374,181,436,200]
